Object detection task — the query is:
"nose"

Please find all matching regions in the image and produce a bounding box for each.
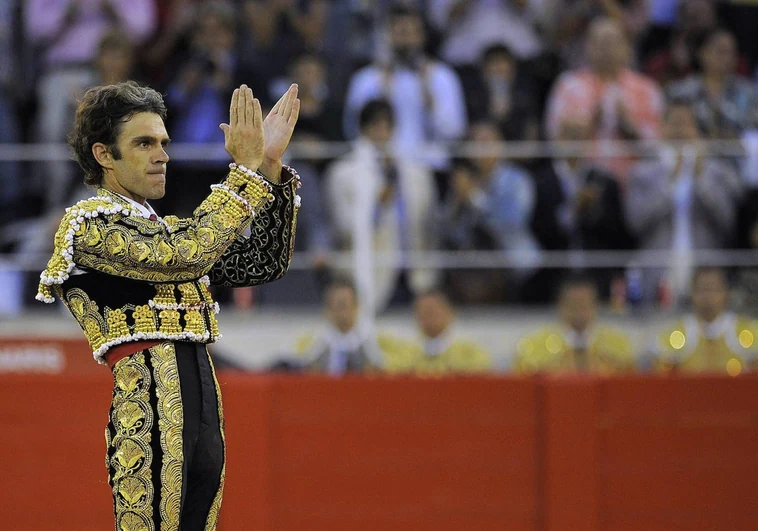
[154,146,169,164]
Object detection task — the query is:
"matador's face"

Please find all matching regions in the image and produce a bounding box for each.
[109,112,171,205]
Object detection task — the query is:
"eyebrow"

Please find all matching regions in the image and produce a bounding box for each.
[132,135,172,146]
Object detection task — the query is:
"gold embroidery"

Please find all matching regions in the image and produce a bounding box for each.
[154,285,177,307]
[67,187,250,283]
[184,310,206,336]
[120,512,151,531]
[204,350,226,530]
[158,309,182,335]
[177,283,201,304]
[134,305,158,334]
[208,174,298,288]
[107,309,130,340]
[150,343,183,531]
[64,289,107,351]
[110,352,155,530]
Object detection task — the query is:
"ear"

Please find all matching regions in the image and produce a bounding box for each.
[92,142,115,171]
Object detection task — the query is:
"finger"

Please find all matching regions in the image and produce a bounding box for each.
[245,87,254,126]
[238,85,248,126]
[277,84,294,116]
[270,91,285,115]
[230,89,239,126]
[283,84,298,120]
[288,98,300,126]
[253,98,263,131]
[219,123,230,135]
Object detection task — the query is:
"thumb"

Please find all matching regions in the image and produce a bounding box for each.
[219,123,230,136]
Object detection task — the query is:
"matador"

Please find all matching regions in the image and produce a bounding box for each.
[36,80,301,529]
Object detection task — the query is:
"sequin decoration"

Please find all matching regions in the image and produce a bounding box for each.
[109,351,155,531]
[203,349,226,530]
[150,342,184,530]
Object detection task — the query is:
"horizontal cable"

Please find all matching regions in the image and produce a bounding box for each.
[0,139,752,161]
[3,249,758,273]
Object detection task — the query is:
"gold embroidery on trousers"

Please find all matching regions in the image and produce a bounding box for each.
[204,350,226,531]
[150,343,184,531]
[110,352,155,531]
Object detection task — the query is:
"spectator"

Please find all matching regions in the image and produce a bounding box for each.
[25,0,157,208]
[0,0,21,226]
[545,17,664,180]
[512,275,636,374]
[462,44,540,142]
[326,99,438,313]
[440,121,538,303]
[240,0,330,100]
[382,289,492,374]
[343,6,467,169]
[91,30,137,86]
[270,52,343,141]
[625,98,742,305]
[529,118,634,302]
[667,28,758,140]
[652,267,758,375]
[283,279,386,375]
[550,0,649,69]
[161,2,252,215]
[427,0,545,65]
[643,0,718,86]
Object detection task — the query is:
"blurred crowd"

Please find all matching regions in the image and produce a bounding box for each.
[271,267,758,376]
[3,0,758,313]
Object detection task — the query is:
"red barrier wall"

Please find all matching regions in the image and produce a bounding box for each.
[1,374,756,531]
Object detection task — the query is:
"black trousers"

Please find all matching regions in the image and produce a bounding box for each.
[105,341,226,531]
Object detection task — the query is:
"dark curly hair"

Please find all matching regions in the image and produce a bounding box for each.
[68,81,167,187]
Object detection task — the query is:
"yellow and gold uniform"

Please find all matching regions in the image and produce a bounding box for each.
[381,330,492,375]
[653,313,758,375]
[513,325,636,374]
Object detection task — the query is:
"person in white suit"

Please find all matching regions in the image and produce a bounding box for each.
[326,99,439,313]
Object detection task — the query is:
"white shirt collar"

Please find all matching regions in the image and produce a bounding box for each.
[423,326,455,357]
[111,191,160,220]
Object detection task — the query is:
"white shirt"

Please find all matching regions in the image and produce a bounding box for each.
[344,60,467,168]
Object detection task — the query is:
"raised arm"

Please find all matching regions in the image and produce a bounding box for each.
[37,84,269,301]
[208,171,299,286]
[209,84,303,287]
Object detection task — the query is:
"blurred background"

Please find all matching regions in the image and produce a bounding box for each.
[1,0,758,530]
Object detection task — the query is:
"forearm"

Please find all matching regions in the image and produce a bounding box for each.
[44,167,268,290]
[258,158,283,184]
[209,166,301,287]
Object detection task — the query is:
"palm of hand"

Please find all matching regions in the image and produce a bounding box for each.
[262,84,300,162]
[263,112,294,162]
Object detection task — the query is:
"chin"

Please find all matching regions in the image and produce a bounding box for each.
[148,185,166,200]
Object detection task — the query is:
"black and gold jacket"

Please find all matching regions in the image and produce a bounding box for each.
[36,164,300,364]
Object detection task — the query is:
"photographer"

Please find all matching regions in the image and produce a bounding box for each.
[163,2,256,215]
[343,6,467,170]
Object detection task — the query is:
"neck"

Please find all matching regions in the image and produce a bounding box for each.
[595,66,621,81]
[336,323,355,334]
[564,157,581,172]
[698,312,721,325]
[478,160,497,176]
[104,183,146,205]
[703,73,727,90]
[570,324,589,334]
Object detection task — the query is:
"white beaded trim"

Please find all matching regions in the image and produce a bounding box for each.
[199,275,211,286]
[295,195,302,208]
[148,300,221,314]
[229,162,274,193]
[283,164,302,189]
[92,330,220,364]
[37,196,129,294]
